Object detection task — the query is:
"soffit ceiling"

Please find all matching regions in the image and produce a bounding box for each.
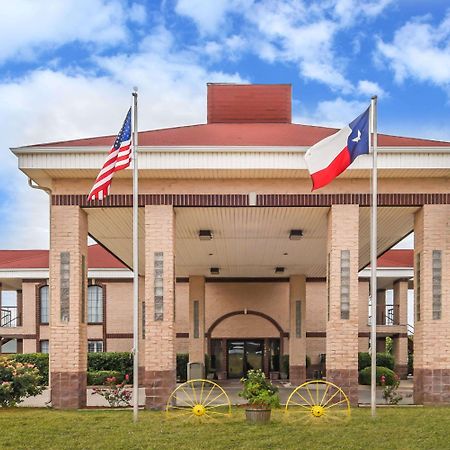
[85,206,418,278]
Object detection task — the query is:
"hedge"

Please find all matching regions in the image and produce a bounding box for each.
[358,352,395,371]
[87,352,133,377]
[359,366,397,386]
[87,370,123,386]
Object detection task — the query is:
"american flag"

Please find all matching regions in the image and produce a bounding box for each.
[87,108,132,201]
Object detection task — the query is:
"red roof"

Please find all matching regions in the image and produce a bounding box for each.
[0,246,412,270]
[0,245,127,270]
[377,249,413,268]
[28,122,450,148]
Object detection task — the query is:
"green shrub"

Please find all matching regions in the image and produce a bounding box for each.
[87,352,133,377]
[0,357,44,406]
[358,352,395,371]
[359,366,397,386]
[376,353,395,370]
[177,353,188,382]
[87,370,123,386]
[358,352,371,371]
[239,369,280,408]
[12,354,49,386]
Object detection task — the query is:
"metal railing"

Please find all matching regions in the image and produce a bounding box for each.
[0,307,20,327]
[377,304,400,325]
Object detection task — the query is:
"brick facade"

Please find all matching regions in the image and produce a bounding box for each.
[188,276,206,375]
[289,275,307,385]
[414,205,450,404]
[326,205,359,405]
[144,205,176,409]
[49,206,88,409]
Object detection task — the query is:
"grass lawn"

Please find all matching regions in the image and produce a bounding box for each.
[1,407,449,450]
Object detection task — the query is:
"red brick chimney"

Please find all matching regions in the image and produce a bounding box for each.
[207,83,292,124]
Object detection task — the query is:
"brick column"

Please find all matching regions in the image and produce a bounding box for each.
[138,276,145,386]
[413,205,450,404]
[326,205,359,405]
[393,279,409,379]
[49,206,88,409]
[188,276,206,378]
[144,205,176,409]
[289,275,306,385]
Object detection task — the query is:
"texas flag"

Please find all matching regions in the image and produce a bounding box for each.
[304,107,370,190]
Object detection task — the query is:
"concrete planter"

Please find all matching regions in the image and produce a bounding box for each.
[245,407,272,424]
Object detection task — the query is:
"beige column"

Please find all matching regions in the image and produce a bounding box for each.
[188,276,206,378]
[376,289,386,325]
[393,279,409,379]
[49,205,88,409]
[289,275,306,385]
[413,205,450,404]
[144,205,176,409]
[326,204,359,405]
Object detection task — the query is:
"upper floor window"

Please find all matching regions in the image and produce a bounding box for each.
[88,285,103,323]
[40,285,49,324]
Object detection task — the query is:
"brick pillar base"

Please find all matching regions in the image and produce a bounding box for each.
[138,367,145,387]
[326,369,358,405]
[51,372,86,409]
[414,369,450,404]
[395,364,408,380]
[289,365,306,386]
[145,369,176,410]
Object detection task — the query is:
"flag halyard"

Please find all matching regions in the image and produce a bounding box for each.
[87,108,132,201]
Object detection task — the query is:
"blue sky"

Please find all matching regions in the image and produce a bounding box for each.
[0,0,449,249]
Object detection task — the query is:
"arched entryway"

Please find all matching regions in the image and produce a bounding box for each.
[206,310,287,379]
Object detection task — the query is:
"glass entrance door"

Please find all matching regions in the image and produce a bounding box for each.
[227,340,264,378]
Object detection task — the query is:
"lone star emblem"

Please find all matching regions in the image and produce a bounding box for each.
[351,129,361,143]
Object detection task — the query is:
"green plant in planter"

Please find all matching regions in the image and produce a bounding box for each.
[239,369,280,409]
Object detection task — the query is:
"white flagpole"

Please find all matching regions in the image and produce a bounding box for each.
[370,95,378,417]
[132,89,139,422]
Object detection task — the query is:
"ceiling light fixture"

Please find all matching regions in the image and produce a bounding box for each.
[275,267,285,274]
[199,229,213,240]
[210,267,220,275]
[289,229,303,240]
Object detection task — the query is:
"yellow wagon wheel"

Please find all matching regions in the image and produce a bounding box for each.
[166,379,231,422]
[285,380,351,424]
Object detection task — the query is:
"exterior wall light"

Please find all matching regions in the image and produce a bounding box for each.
[199,230,213,240]
[289,229,303,240]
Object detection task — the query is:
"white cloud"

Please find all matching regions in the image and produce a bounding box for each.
[0,25,246,249]
[175,0,252,35]
[376,12,450,86]
[296,97,367,128]
[357,80,387,98]
[0,0,142,64]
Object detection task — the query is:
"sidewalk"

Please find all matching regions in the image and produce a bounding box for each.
[19,379,414,407]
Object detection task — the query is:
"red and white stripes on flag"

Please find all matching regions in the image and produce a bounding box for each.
[87,108,132,201]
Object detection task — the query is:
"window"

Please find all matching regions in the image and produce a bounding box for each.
[432,250,442,320]
[40,340,49,354]
[40,285,49,324]
[88,285,103,323]
[340,250,351,319]
[88,340,104,353]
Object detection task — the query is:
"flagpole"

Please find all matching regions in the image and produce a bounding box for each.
[132,88,139,422]
[370,95,378,418]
